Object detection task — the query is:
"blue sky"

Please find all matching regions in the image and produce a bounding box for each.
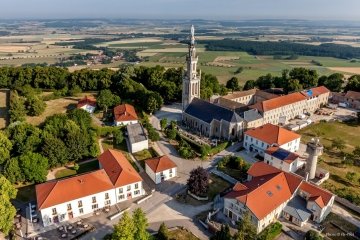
[1,0,360,20]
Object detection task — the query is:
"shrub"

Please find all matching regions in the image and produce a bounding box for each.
[304,230,323,240]
[257,222,282,240]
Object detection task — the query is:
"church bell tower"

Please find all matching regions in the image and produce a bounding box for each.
[182,25,201,111]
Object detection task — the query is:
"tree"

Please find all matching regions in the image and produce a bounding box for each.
[211,224,232,240]
[345,75,360,92]
[243,80,256,90]
[68,108,92,129]
[256,74,274,90]
[304,230,323,240]
[234,211,257,240]
[0,131,12,164]
[97,89,121,112]
[331,138,346,151]
[25,95,46,116]
[166,128,177,140]
[133,208,150,240]
[187,167,209,196]
[41,135,69,167]
[18,152,48,183]
[226,77,240,92]
[160,118,168,130]
[112,211,135,240]
[73,163,79,171]
[3,158,24,184]
[285,79,302,93]
[9,91,26,122]
[7,122,42,155]
[157,222,169,240]
[289,68,318,89]
[322,73,344,92]
[113,129,124,145]
[0,176,17,236]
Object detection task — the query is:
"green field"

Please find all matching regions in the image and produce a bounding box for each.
[54,160,100,179]
[298,121,360,203]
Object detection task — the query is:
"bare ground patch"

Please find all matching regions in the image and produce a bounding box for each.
[328,67,360,75]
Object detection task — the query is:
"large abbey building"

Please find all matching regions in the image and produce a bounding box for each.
[182,26,330,141]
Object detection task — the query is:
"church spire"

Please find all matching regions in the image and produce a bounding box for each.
[190,25,195,46]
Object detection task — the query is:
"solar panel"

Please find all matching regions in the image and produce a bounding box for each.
[272,148,291,160]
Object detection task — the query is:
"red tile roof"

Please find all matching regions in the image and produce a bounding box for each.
[225,162,306,220]
[145,155,177,173]
[36,169,113,210]
[245,123,301,146]
[249,92,306,112]
[301,86,330,98]
[77,96,96,108]
[113,104,138,122]
[98,149,143,187]
[299,181,333,209]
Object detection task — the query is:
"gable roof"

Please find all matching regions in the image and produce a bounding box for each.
[222,89,257,100]
[36,169,113,210]
[345,91,360,101]
[184,98,243,124]
[249,92,306,112]
[77,96,96,108]
[225,163,304,220]
[301,86,330,98]
[113,104,138,122]
[98,149,142,187]
[265,146,299,164]
[245,123,300,145]
[299,181,333,209]
[145,155,177,173]
[214,97,246,110]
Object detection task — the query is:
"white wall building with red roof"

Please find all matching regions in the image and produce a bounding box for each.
[223,162,334,233]
[145,156,177,184]
[77,96,96,114]
[113,104,139,126]
[243,123,301,157]
[36,149,144,227]
[264,146,305,173]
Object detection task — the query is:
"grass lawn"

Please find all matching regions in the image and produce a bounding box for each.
[322,212,358,240]
[167,228,200,240]
[132,148,157,168]
[298,121,360,204]
[54,160,100,179]
[176,174,231,205]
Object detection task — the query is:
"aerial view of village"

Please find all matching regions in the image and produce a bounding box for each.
[0,1,360,240]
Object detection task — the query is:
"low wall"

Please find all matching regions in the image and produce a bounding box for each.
[335,196,360,214]
[187,190,208,201]
[109,207,130,221]
[136,194,153,204]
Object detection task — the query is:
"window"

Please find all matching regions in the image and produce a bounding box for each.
[127,185,131,191]
[169,173,172,178]
[78,200,83,207]
[79,208,83,214]
[119,195,125,200]
[134,183,139,189]
[169,168,173,173]
[92,204,98,210]
[134,190,140,195]
[105,200,111,205]
[52,208,57,215]
[105,193,109,200]
[67,204,72,211]
[266,191,273,197]
[119,188,123,194]
[261,142,264,147]
[92,196,96,203]
[244,142,247,147]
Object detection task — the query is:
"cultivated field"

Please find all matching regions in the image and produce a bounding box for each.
[328,67,360,75]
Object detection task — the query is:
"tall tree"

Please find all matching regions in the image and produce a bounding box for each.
[97,89,121,112]
[41,135,69,167]
[18,152,48,183]
[234,211,257,240]
[0,176,17,236]
[3,158,24,184]
[289,68,318,89]
[345,75,360,92]
[187,167,209,196]
[243,80,256,90]
[25,95,46,116]
[7,122,42,155]
[0,131,12,164]
[112,211,135,240]
[68,108,92,129]
[157,222,169,240]
[226,77,240,92]
[133,208,150,240]
[9,91,26,123]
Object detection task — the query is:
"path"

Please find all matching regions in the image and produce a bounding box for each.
[332,203,360,228]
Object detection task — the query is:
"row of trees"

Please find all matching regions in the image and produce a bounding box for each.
[1,108,99,184]
[242,68,360,94]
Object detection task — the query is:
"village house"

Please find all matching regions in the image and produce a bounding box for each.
[331,90,360,109]
[243,123,301,157]
[113,104,138,126]
[76,96,96,114]
[35,149,144,227]
[223,162,334,233]
[145,155,177,184]
[126,123,149,153]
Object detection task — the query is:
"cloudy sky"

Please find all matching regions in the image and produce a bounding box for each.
[1,0,360,20]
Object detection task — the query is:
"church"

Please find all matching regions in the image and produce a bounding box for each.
[182,26,245,140]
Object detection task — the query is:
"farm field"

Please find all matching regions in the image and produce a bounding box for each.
[298,121,360,203]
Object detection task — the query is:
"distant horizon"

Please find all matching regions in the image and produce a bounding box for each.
[1,0,360,21]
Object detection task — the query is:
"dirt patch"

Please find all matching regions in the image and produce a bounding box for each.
[328,67,360,75]
[0,45,30,53]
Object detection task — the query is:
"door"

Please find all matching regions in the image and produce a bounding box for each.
[68,212,73,219]
[127,193,132,200]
